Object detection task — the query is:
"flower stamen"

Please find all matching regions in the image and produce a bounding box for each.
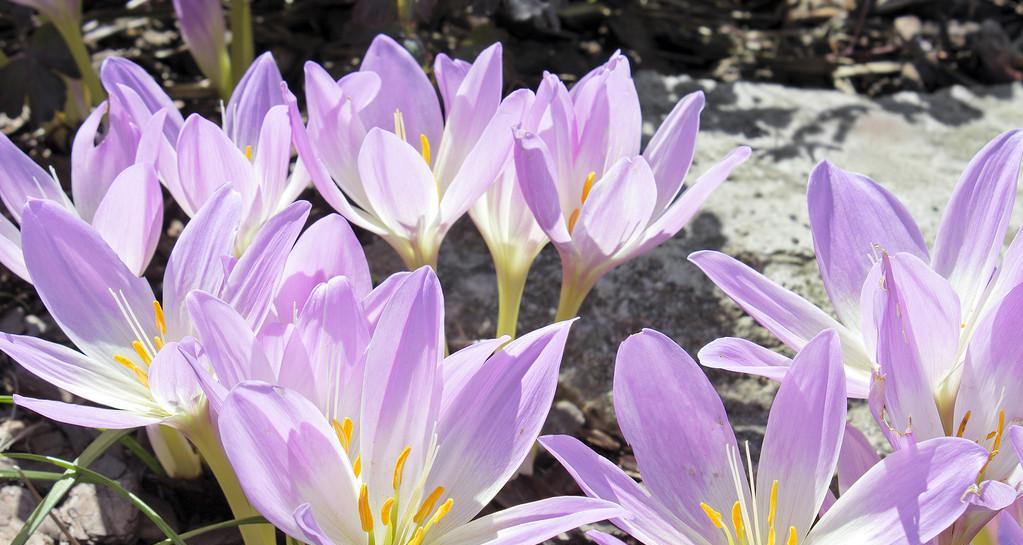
[581,171,596,203]
[113,355,150,387]
[358,484,374,532]
[394,109,408,142]
[393,446,412,490]
[420,134,431,166]
[701,503,736,545]
[413,486,445,524]
[956,410,971,438]
[381,497,395,526]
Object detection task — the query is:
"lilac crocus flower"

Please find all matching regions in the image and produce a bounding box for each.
[0,56,179,281]
[0,188,308,429]
[542,329,991,545]
[135,53,307,252]
[210,266,624,545]
[692,130,1023,398]
[0,190,312,545]
[850,252,1023,544]
[172,0,230,98]
[510,55,751,321]
[0,133,161,280]
[288,35,521,269]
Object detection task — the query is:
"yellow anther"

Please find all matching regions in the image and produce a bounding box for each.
[353,456,362,478]
[768,480,779,528]
[956,410,972,438]
[420,133,431,165]
[392,446,411,490]
[153,300,167,337]
[114,355,150,388]
[358,484,373,532]
[393,109,407,141]
[567,208,580,233]
[787,526,798,545]
[132,341,152,365]
[768,528,776,545]
[244,145,253,161]
[407,527,425,545]
[993,410,1007,451]
[701,503,725,528]
[381,497,394,526]
[581,171,596,203]
[424,498,453,532]
[414,486,445,524]
[961,322,967,329]
[332,418,354,453]
[153,336,165,350]
[700,502,735,545]
[730,501,745,543]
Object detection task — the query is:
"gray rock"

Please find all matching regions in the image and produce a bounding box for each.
[0,425,147,545]
[0,486,57,545]
[371,75,1023,455]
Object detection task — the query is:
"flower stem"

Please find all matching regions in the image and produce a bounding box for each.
[495,260,532,339]
[187,419,276,545]
[228,0,253,88]
[53,21,104,106]
[553,270,597,322]
[146,424,202,479]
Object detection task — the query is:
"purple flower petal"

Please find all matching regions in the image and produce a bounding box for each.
[932,130,1023,317]
[642,91,704,212]
[90,163,163,275]
[807,437,989,545]
[225,51,285,150]
[437,497,624,545]
[756,330,846,538]
[161,186,242,338]
[613,328,742,539]
[540,434,702,545]
[807,160,928,326]
[14,395,161,429]
[427,321,573,532]
[358,34,443,152]
[21,200,158,366]
[274,214,372,321]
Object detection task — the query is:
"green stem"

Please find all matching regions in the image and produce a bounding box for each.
[553,270,597,322]
[186,420,276,545]
[495,260,532,339]
[228,0,253,87]
[146,425,202,479]
[53,21,104,105]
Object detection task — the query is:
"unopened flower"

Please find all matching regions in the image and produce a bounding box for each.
[171,0,230,97]
[542,329,991,545]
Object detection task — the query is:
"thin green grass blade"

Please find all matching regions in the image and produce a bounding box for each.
[0,469,66,481]
[4,453,186,545]
[8,429,130,545]
[151,515,267,545]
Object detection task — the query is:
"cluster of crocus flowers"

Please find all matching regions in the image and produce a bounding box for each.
[693,130,1023,543]
[543,329,992,545]
[3,30,1023,545]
